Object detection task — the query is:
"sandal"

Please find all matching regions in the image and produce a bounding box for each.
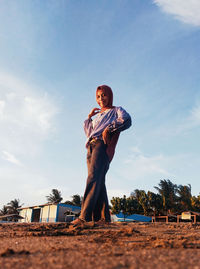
[70,218,86,227]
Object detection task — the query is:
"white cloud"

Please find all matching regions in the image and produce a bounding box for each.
[154,0,200,27]
[0,72,58,158]
[173,104,200,134]
[105,147,178,198]
[124,147,173,178]
[0,166,51,207]
[0,99,5,117]
[23,95,56,133]
[108,146,200,197]
[149,101,200,139]
[0,72,60,207]
[2,151,22,166]
[191,104,200,123]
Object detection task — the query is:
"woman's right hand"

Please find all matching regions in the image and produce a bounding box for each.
[88,108,100,119]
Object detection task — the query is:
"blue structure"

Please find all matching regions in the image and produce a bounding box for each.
[113,213,151,222]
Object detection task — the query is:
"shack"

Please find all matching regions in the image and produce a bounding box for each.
[177,211,200,224]
[18,203,81,223]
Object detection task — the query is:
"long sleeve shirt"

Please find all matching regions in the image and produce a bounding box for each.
[84,106,132,145]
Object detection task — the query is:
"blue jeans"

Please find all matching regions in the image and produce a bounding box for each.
[80,140,111,222]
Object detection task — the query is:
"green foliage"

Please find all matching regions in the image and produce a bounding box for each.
[46,189,63,204]
[191,195,200,211]
[7,199,23,214]
[0,205,9,216]
[71,194,82,207]
[111,195,139,219]
[131,189,149,215]
[111,179,200,217]
[147,191,163,215]
[177,184,192,211]
[64,194,82,206]
[154,179,178,214]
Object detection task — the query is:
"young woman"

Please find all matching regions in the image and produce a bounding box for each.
[72,85,131,226]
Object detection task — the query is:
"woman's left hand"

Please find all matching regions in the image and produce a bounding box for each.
[102,127,112,145]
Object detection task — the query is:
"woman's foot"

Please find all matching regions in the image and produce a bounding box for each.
[70,218,95,228]
[95,219,111,226]
[70,218,86,227]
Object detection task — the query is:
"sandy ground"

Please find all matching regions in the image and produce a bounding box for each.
[0,222,200,269]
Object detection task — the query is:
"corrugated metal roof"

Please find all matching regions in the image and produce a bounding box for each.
[18,203,81,210]
[115,213,151,222]
[0,214,24,219]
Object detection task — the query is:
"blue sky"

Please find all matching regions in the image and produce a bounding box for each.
[0,0,200,208]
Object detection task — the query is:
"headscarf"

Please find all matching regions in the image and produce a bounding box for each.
[96,85,113,110]
[96,85,120,162]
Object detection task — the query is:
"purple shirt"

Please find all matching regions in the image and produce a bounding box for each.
[84,106,131,145]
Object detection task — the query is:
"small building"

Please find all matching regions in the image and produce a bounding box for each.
[111,213,151,222]
[0,214,24,222]
[177,211,200,224]
[18,203,81,223]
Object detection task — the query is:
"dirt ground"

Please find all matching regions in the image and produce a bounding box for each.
[1,222,200,269]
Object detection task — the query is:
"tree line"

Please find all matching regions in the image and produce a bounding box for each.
[111,179,200,217]
[1,179,200,218]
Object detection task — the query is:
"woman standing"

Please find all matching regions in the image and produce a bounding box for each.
[72,85,131,226]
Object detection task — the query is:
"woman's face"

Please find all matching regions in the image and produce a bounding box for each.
[96,90,109,108]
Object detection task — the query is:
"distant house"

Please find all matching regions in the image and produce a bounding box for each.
[111,213,151,222]
[0,214,24,222]
[18,203,81,223]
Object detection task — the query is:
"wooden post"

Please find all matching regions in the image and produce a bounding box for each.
[194,215,196,224]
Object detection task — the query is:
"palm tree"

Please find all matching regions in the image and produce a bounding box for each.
[131,189,148,214]
[138,190,149,215]
[64,194,83,206]
[71,194,82,207]
[154,179,178,214]
[110,197,122,214]
[147,191,163,215]
[0,205,9,216]
[131,189,142,201]
[7,199,23,214]
[191,195,200,212]
[111,195,136,219]
[177,184,192,212]
[46,189,63,204]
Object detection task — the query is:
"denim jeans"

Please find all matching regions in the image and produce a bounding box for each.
[80,140,111,222]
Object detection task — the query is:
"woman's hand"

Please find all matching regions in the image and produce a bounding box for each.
[88,108,100,119]
[102,127,112,145]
